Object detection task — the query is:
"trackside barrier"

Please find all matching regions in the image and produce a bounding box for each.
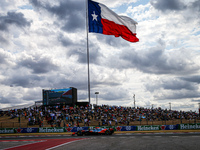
[179,123,200,130]
[137,124,179,131]
[0,128,39,134]
[1,124,199,134]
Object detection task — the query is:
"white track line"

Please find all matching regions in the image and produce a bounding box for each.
[45,139,86,150]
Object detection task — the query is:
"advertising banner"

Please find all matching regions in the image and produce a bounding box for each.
[137,125,160,131]
[0,128,15,134]
[14,128,38,133]
[38,127,65,133]
[115,126,137,131]
[179,124,200,130]
[160,125,178,130]
[1,124,199,134]
[65,127,89,132]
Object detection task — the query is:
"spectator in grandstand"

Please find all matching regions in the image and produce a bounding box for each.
[2,102,199,128]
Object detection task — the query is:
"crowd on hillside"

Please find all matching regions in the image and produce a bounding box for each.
[1,104,200,127]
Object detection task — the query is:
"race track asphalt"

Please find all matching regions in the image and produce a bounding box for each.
[1,132,200,150]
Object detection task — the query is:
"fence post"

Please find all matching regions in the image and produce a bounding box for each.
[19,114,21,128]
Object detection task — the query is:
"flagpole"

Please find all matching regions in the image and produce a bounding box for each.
[86,0,91,106]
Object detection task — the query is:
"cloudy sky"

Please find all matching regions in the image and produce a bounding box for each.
[0,0,200,111]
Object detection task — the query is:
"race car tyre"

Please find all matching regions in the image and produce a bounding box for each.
[110,130,114,135]
[77,130,83,136]
[105,130,110,135]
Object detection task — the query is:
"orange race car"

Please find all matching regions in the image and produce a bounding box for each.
[72,127,114,136]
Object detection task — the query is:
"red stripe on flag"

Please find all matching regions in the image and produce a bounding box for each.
[101,18,139,42]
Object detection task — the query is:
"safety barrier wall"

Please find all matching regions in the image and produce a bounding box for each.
[0,124,199,134]
[179,123,200,130]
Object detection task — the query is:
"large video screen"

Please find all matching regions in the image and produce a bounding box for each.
[43,87,77,106]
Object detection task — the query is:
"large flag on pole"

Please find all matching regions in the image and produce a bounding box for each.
[88,0,139,42]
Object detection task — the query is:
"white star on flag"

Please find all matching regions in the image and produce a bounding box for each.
[91,11,98,21]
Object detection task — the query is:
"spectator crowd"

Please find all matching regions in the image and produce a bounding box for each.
[1,104,200,127]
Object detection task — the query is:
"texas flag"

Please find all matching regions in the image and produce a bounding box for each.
[88,0,139,42]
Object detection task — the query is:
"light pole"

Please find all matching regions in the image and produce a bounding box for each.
[133,94,135,108]
[95,92,99,105]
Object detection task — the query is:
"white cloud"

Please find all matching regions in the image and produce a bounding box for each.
[93,0,139,8]
[0,0,200,112]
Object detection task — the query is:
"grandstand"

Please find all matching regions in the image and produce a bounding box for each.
[0,104,199,128]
